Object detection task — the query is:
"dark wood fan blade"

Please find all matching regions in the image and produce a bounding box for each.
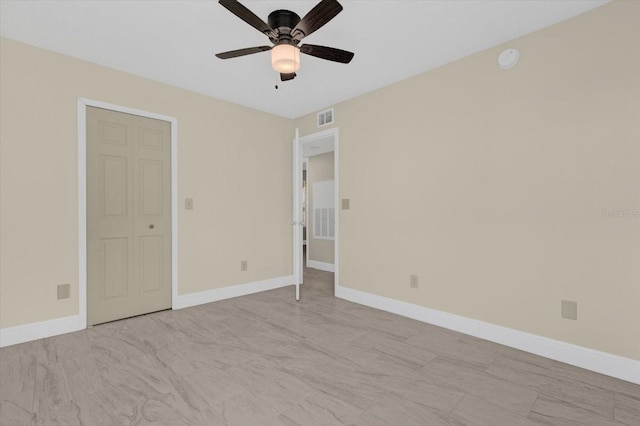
[300,44,354,63]
[280,73,297,81]
[216,46,272,59]
[292,0,342,41]
[219,0,274,36]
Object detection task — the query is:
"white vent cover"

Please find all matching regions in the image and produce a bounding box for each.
[317,108,334,127]
[312,180,335,239]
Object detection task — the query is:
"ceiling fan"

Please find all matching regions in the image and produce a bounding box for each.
[215,0,354,82]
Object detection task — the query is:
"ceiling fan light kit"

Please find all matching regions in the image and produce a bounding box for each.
[271,44,300,74]
[216,0,354,82]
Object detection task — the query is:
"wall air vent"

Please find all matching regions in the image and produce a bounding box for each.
[317,108,334,127]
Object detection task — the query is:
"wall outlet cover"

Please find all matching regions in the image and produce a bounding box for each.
[410,275,419,289]
[561,300,578,320]
[57,283,70,300]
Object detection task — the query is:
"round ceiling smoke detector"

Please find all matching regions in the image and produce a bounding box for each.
[498,48,520,70]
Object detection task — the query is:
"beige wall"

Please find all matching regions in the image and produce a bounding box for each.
[0,38,292,329]
[295,1,640,361]
[308,151,335,265]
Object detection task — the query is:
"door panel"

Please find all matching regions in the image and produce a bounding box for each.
[140,236,164,292]
[102,156,128,216]
[140,160,163,215]
[101,122,127,145]
[102,238,128,299]
[87,107,171,325]
[140,128,163,150]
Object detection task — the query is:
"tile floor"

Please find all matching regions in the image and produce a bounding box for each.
[1,266,639,425]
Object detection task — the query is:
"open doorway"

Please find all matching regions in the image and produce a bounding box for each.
[293,128,338,300]
[304,148,335,273]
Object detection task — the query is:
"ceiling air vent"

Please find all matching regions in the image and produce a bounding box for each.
[317,108,334,127]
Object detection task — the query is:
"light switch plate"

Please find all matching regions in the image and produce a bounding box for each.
[341,198,350,210]
[185,198,193,210]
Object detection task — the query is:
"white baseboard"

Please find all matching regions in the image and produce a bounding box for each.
[173,275,293,310]
[0,315,83,348]
[307,260,335,272]
[1,275,293,348]
[335,286,640,385]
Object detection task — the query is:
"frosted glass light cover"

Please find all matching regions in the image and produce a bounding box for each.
[271,44,300,73]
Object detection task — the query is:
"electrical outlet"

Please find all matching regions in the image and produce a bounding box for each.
[57,283,70,300]
[410,275,419,289]
[561,300,577,320]
[241,260,248,272]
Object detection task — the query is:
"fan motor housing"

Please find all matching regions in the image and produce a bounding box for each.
[268,10,301,34]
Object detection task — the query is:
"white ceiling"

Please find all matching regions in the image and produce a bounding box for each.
[0,0,609,119]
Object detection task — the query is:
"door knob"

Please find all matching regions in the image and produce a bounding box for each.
[149,224,154,229]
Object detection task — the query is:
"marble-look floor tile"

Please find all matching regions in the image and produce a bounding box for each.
[421,357,540,417]
[351,331,437,370]
[354,394,454,426]
[92,349,218,423]
[124,312,202,350]
[0,400,35,426]
[280,354,391,411]
[301,314,370,347]
[614,392,640,426]
[160,330,261,369]
[338,304,425,341]
[87,321,163,364]
[227,357,316,415]
[537,377,615,420]
[33,390,121,426]
[385,377,465,414]
[448,394,542,426]
[158,355,245,406]
[0,340,39,424]
[59,354,104,399]
[45,330,94,359]
[216,391,286,426]
[407,331,499,370]
[32,341,73,419]
[528,393,620,426]
[485,354,558,391]
[300,336,380,368]
[458,335,556,369]
[96,379,214,425]
[278,390,363,426]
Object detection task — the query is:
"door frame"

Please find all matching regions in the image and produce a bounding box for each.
[77,98,178,328]
[293,127,339,295]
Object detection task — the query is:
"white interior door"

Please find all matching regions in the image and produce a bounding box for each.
[292,129,303,300]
